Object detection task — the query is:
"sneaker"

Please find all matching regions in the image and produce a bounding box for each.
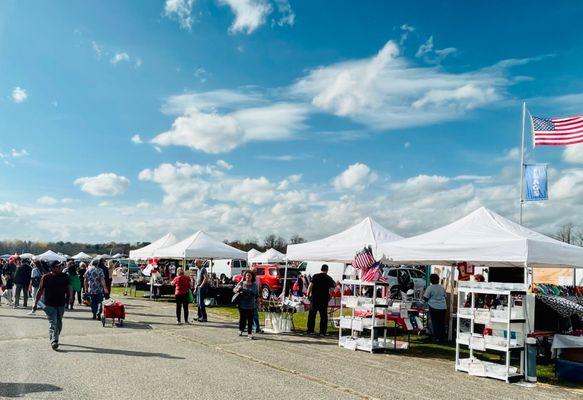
[51,342,59,350]
[177,321,183,325]
[238,331,243,337]
[255,329,264,334]
[248,334,253,340]
[185,321,192,325]
[27,310,35,315]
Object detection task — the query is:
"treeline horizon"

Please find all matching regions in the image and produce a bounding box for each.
[0,234,307,257]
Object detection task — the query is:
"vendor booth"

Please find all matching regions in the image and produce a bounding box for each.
[36,250,67,263]
[71,252,92,261]
[280,217,404,335]
[376,206,583,383]
[247,248,261,261]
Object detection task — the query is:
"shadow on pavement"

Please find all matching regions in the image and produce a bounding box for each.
[0,382,62,398]
[57,344,184,359]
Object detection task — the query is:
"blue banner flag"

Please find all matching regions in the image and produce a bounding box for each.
[524,164,548,201]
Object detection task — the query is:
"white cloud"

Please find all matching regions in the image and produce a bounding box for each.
[131,134,143,144]
[292,40,515,130]
[152,91,309,153]
[37,196,59,206]
[391,174,450,193]
[164,0,195,31]
[404,141,411,148]
[10,149,28,158]
[273,0,295,27]
[11,87,27,103]
[415,36,457,64]
[110,52,130,64]
[257,154,303,161]
[219,0,272,34]
[194,67,207,83]
[333,163,378,191]
[563,143,583,164]
[74,173,130,196]
[550,169,583,200]
[399,24,415,45]
[91,41,104,59]
[216,160,233,170]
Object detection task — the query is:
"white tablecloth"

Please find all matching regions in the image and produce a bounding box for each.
[551,334,583,350]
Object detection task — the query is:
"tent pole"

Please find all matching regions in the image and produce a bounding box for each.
[282,258,289,302]
[519,101,526,225]
[448,264,455,342]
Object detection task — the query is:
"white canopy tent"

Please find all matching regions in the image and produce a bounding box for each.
[154,231,247,260]
[36,250,67,263]
[247,248,262,261]
[287,217,404,263]
[250,248,286,264]
[377,207,583,269]
[71,252,92,260]
[129,233,178,260]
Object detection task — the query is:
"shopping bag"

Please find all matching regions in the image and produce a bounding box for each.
[187,290,194,303]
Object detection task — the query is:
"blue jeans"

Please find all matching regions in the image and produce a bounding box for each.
[44,305,65,344]
[89,293,103,317]
[252,307,260,332]
[197,286,207,321]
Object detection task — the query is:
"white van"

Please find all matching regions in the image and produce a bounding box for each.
[210,259,247,282]
[302,261,346,283]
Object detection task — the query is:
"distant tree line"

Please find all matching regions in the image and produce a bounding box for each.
[0,240,148,257]
[553,223,583,246]
[225,234,306,253]
[0,234,308,257]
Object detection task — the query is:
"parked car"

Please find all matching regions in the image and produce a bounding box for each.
[382,267,427,295]
[234,265,302,300]
[211,259,247,283]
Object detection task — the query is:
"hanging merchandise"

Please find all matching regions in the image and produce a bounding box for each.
[457,262,475,281]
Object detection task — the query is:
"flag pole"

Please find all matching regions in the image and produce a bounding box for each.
[519,101,526,225]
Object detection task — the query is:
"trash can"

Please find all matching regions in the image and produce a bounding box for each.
[526,337,537,382]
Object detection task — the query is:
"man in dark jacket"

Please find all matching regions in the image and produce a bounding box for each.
[306,264,336,336]
[33,261,71,350]
[13,257,32,308]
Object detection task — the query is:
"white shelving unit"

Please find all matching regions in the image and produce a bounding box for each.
[455,282,527,383]
[338,279,391,353]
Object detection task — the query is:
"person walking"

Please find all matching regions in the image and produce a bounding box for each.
[306,264,335,336]
[66,262,82,310]
[97,259,111,300]
[171,268,192,325]
[32,261,71,350]
[195,260,208,322]
[29,261,45,314]
[84,262,108,320]
[3,257,17,306]
[13,257,32,308]
[423,273,447,342]
[249,265,263,334]
[234,271,259,339]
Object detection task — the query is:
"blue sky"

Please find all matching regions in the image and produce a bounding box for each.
[1,0,583,243]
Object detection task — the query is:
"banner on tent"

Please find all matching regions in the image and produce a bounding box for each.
[524,163,548,201]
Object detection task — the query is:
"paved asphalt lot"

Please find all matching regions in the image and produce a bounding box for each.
[0,297,581,400]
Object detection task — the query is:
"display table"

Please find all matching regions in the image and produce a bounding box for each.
[552,334,583,383]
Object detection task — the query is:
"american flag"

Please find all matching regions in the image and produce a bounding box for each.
[361,262,388,282]
[531,115,583,146]
[352,246,375,270]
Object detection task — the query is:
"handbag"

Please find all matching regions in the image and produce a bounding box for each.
[187,290,194,303]
[231,292,240,304]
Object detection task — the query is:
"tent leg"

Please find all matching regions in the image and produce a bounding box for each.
[448,264,455,342]
[281,259,289,302]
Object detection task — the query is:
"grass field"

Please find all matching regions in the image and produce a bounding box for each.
[110,287,568,387]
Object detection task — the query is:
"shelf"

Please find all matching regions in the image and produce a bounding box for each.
[457,341,524,352]
[456,359,523,382]
[458,287,526,295]
[457,314,525,324]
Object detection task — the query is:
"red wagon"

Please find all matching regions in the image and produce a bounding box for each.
[101,300,125,327]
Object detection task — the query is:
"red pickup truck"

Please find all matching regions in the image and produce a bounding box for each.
[234,265,301,300]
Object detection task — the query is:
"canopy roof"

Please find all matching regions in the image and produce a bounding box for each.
[286,217,403,262]
[247,248,262,260]
[154,231,247,260]
[129,233,178,259]
[71,252,92,260]
[251,248,286,264]
[377,207,583,268]
[36,250,67,262]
